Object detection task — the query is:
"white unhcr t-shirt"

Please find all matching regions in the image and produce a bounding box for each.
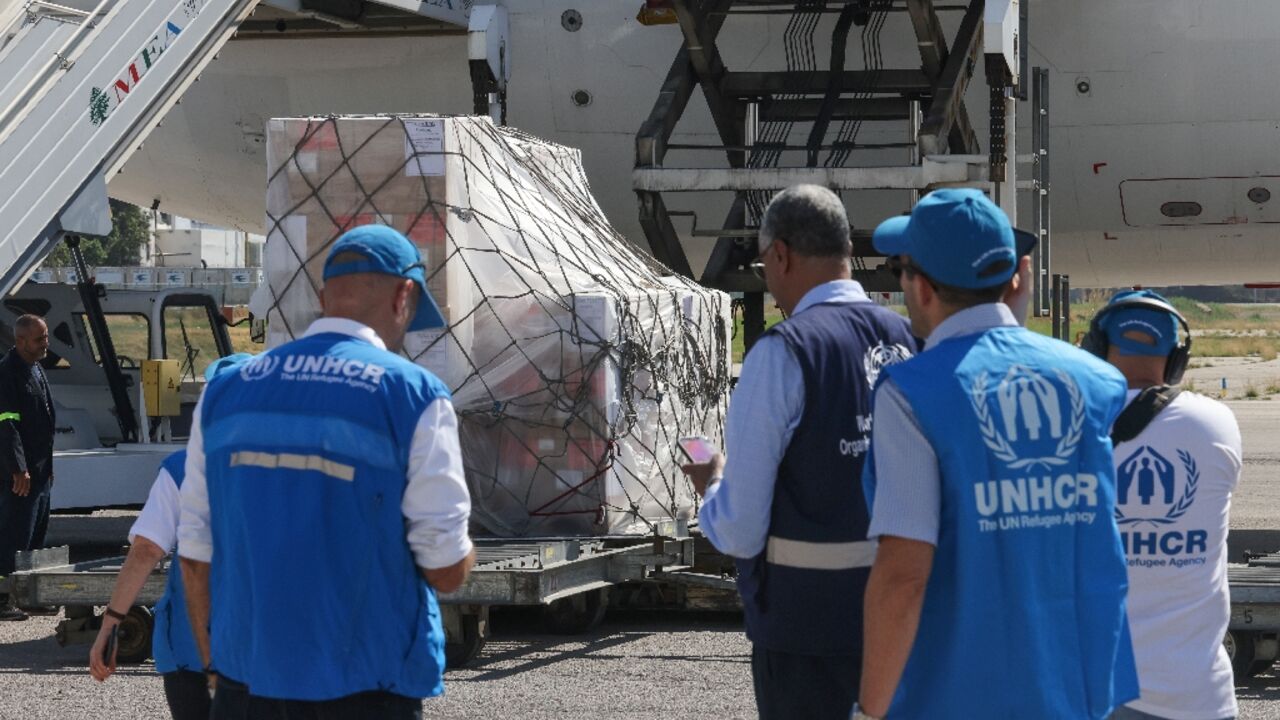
[1114,389,1240,720]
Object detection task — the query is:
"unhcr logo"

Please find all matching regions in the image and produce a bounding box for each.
[1119,446,1175,507]
[277,355,387,393]
[997,367,1061,441]
[239,355,280,382]
[1117,446,1207,561]
[974,474,1100,516]
[970,365,1084,471]
[1115,446,1199,527]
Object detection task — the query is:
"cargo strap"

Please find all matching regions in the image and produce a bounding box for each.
[765,536,877,571]
[1110,386,1181,445]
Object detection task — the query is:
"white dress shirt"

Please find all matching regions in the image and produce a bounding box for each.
[129,467,180,551]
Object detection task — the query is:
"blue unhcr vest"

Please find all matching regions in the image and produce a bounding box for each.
[864,324,1139,719]
[736,301,916,656]
[152,450,201,674]
[199,332,450,701]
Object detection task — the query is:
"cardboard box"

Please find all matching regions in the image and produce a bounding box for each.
[265,117,472,378]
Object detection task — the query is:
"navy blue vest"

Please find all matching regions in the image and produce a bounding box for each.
[735,301,916,656]
[865,324,1138,718]
[151,450,202,674]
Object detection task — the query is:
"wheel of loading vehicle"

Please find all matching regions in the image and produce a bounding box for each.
[444,613,485,670]
[1224,630,1273,680]
[113,606,154,665]
[542,588,608,635]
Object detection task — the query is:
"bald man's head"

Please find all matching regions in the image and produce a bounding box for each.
[13,315,48,365]
[320,253,419,351]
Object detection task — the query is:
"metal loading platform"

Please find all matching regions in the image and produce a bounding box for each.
[1220,553,1280,678]
[6,521,706,668]
[634,0,1064,347]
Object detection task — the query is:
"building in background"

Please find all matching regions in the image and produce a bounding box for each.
[152,214,263,269]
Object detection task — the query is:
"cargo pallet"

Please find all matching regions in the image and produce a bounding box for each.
[6,520,706,668]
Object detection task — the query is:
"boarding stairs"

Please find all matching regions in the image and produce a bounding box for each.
[0,0,507,304]
[0,0,260,298]
[633,0,1060,347]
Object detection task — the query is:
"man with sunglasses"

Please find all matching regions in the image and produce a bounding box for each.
[854,189,1138,719]
[683,184,917,719]
[177,225,475,719]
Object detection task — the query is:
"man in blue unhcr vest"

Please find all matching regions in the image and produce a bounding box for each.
[88,353,252,720]
[854,189,1139,720]
[682,184,918,719]
[176,224,476,720]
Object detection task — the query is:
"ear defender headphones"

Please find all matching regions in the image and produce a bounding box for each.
[1081,296,1192,385]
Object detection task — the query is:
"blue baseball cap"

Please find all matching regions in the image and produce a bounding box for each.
[1100,290,1180,357]
[872,189,1029,289]
[322,224,446,331]
[204,352,254,382]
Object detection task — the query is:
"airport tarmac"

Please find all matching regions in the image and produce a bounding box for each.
[1,372,1279,718]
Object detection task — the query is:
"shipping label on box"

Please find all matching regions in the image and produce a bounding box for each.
[404,119,446,177]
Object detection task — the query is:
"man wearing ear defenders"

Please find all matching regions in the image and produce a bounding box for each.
[1085,291,1240,720]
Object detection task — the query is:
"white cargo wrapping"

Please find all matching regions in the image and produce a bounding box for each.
[258,115,731,537]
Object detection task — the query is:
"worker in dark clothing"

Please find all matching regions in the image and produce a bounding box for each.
[0,314,54,621]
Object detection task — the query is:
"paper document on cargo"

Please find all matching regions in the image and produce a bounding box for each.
[261,115,731,537]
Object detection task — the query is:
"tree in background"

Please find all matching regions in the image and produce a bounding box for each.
[44,199,150,268]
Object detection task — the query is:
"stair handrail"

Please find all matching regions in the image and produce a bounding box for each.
[0,0,114,145]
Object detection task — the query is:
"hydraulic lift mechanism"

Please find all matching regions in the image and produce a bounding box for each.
[634,0,1062,348]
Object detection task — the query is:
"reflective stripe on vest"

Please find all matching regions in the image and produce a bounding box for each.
[230,450,355,482]
[765,536,877,570]
[0,412,20,422]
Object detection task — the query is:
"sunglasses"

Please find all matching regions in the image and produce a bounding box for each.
[886,256,938,289]
[886,255,921,279]
[749,238,783,280]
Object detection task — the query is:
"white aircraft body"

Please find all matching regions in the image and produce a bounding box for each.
[102,0,1280,288]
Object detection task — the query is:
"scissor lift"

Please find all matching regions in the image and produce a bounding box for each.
[634,0,1061,346]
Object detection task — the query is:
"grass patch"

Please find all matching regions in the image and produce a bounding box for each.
[1245,381,1260,399]
[1025,300,1106,343]
[227,323,256,354]
[729,295,1280,363]
[731,303,786,362]
[1193,336,1279,360]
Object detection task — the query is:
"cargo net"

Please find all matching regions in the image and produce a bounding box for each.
[252,115,731,537]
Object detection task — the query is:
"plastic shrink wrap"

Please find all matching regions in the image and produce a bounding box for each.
[254,115,731,536]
